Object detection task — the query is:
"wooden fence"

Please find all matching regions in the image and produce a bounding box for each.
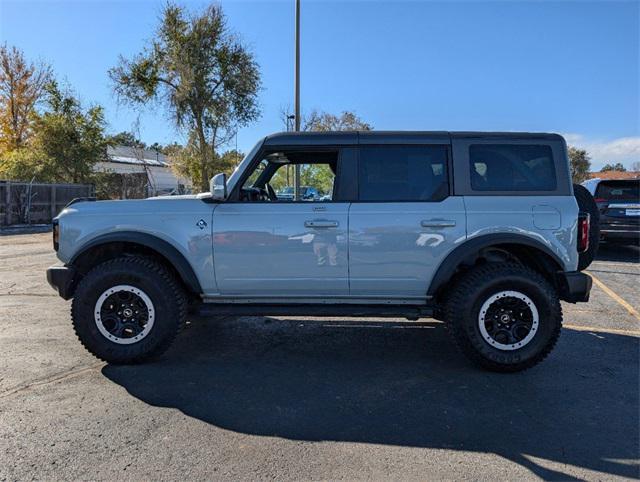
[0,181,94,227]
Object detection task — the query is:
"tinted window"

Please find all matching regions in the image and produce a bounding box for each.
[469,144,556,191]
[358,146,448,201]
[595,180,640,201]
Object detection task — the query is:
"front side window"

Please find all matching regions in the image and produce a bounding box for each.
[271,164,334,201]
[358,145,449,202]
[239,150,337,202]
[469,144,557,192]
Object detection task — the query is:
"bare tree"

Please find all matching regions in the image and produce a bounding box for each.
[279,107,372,132]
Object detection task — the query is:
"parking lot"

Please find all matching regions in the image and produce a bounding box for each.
[0,232,638,480]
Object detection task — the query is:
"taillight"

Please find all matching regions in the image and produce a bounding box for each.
[52,220,59,251]
[577,212,590,253]
[594,198,607,203]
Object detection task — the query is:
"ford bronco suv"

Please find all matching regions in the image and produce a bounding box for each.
[47,131,595,372]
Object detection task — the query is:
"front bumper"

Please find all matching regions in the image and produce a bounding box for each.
[46,266,78,300]
[556,271,592,303]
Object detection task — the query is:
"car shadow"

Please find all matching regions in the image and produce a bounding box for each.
[103,317,639,480]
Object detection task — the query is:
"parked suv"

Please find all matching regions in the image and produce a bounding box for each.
[582,178,640,245]
[47,131,594,372]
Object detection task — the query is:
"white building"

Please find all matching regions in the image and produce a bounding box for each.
[94,146,191,196]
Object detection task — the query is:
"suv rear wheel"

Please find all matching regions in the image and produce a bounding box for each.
[71,256,186,364]
[444,263,562,372]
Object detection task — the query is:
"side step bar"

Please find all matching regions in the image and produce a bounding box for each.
[193,303,434,320]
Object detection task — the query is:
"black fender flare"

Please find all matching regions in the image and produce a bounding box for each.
[427,233,564,298]
[70,231,202,294]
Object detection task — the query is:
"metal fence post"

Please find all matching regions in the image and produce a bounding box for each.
[4,182,10,226]
[51,184,57,221]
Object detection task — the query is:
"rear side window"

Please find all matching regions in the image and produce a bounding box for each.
[358,145,448,201]
[469,144,557,192]
[595,180,640,201]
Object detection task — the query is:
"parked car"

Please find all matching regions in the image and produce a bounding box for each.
[277,186,321,201]
[47,131,594,372]
[582,178,640,245]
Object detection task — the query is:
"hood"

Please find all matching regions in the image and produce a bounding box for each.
[56,193,211,219]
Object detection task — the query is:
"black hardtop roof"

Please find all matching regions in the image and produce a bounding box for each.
[263,131,564,146]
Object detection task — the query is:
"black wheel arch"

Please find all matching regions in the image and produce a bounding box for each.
[68,231,202,297]
[428,234,565,302]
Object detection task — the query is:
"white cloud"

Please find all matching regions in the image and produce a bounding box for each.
[563,134,640,171]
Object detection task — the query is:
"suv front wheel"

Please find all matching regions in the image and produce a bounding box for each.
[445,263,562,372]
[71,256,187,364]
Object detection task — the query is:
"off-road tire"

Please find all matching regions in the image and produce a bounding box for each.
[445,263,562,372]
[573,183,600,271]
[71,256,187,364]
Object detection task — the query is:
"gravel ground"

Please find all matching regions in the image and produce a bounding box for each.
[1,233,638,481]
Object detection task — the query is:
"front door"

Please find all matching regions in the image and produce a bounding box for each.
[212,152,350,299]
[348,143,466,300]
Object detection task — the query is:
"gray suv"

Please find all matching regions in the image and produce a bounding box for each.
[47,131,594,372]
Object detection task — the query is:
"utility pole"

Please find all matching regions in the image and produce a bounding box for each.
[294,0,301,201]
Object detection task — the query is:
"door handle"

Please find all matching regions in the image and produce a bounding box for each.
[421,219,456,228]
[305,219,339,228]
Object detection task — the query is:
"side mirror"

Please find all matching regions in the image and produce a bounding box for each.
[210,173,227,200]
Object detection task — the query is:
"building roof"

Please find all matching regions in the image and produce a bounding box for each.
[588,171,640,180]
[106,146,169,167]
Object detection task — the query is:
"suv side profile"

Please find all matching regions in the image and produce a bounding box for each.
[47,131,593,372]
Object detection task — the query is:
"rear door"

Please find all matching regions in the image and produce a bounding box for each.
[451,135,578,270]
[348,136,466,299]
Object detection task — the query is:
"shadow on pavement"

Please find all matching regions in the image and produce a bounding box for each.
[103,317,639,480]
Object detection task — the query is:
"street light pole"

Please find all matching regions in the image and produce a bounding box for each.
[294,0,301,201]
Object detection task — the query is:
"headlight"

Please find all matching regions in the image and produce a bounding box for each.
[52,220,59,251]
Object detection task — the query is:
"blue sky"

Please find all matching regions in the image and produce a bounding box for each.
[1,0,638,169]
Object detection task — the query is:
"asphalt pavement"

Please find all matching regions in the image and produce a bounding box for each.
[1,233,638,480]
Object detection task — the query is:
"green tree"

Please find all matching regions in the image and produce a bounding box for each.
[601,162,626,172]
[148,142,163,153]
[166,136,242,189]
[0,146,46,180]
[109,3,261,192]
[32,81,107,183]
[0,81,108,183]
[568,147,591,183]
[0,44,51,153]
[107,131,146,148]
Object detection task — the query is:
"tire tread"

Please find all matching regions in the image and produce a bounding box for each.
[71,256,187,364]
[444,262,562,372]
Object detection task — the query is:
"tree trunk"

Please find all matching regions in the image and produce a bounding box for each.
[195,120,209,193]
